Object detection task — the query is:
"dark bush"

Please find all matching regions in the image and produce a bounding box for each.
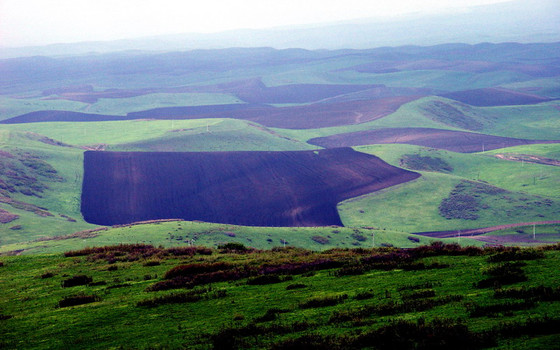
[165,246,212,256]
[311,235,329,245]
[218,242,249,252]
[0,314,13,320]
[354,318,493,350]
[62,275,93,288]
[494,285,560,301]
[401,289,436,300]
[408,236,421,243]
[254,308,290,323]
[354,290,374,300]
[351,233,367,242]
[271,334,344,350]
[40,272,54,279]
[0,262,3,267]
[476,262,527,288]
[137,292,202,307]
[247,274,292,285]
[487,248,544,262]
[164,262,235,279]
[58,294,100,308]
[143,260,161,266]
[299,294,348,309]
[466,300,535,317]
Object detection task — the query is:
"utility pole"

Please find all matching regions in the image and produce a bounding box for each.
[533,224,536,240]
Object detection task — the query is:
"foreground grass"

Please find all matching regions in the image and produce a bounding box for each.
[0,243,558,349]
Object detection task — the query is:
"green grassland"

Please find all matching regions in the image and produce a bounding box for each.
[108,119,315,152]
[331,69,531,91]
[276,97,560,144]
[501,77,560,98]
[1,244,558,349]
[0,130,96,244]
[1,119,314,152]
[483,143,560,160]
[0,93,242,121]
[338,144,560,233]
[478,224,560,245]
[0,220,476,256]
[0,96,88,121]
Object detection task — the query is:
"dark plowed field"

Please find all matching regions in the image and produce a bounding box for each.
[439,87,551,107]
[44,79,382,104]
[81,148,420,226]
[3,96,419,129]
[0,110,126,124]
[308,128,560,153]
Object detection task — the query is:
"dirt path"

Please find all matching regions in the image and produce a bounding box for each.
[415,220,560,238]
[493,153,560,167]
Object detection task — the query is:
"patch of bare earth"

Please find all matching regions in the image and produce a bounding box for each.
[308,128,560,153]
[81,148,420,227]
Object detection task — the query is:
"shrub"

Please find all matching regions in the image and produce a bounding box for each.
[494,285,560,301]
[408,236,421,243]
[218,242,248,252]
[476,262,527,288]
[351,233,367,242]
[165,246,212,256]
[143,260,161,266]
[466,300,536,317]
[354,290,374,300]
[137,292,202,307]
[58,294,100,308]
[487,248,544,262]
[40,272,54,279]
[247,274,292,285]
[0,314,13,320]
[254,308,290,323]
[401,289,436,300]
[299,294,348,309]
[62,275,93,288]
[311,236,329,245]
[164,262,234,279]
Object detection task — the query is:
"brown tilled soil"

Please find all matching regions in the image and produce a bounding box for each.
[3,96,421,129]
[81,148,420,227]
[43,79,383,104]
[439,87,551,107]
[308,128,560,153]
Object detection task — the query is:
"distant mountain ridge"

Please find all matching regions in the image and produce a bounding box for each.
[1,0,558,58]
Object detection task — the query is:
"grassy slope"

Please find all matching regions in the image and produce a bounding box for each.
[0,246,558,349]
[0,93,242,121]
[276,97,560,144]
[0,130,96,244]
[483,143,560,160]
[0,220,480,255]
[109,119,316,152]
[338,144,560,233]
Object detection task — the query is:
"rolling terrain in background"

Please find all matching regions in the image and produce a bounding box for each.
[0,42,559,252]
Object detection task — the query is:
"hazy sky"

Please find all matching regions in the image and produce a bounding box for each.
[1,0,515,47]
